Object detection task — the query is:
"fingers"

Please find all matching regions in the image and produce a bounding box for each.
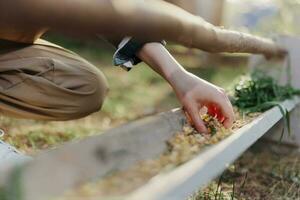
[215,90,235,129]
[184,104,208,134]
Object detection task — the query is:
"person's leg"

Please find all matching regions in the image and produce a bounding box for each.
[0,39,109,121]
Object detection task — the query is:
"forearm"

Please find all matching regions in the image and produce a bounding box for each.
[136,43,187,88]
[137,42,208,101]
[1,0,284,56]
[1,0,197,42]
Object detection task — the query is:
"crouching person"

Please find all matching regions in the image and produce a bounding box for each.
[0,39,109,121]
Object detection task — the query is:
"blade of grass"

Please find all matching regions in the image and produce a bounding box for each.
[215,174,223,200]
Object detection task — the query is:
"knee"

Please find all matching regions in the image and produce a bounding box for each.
[76,67,109,117]
[57,61,109,120]
[90,69,109,111]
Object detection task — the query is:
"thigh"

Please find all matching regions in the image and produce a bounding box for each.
[0,39,109,120]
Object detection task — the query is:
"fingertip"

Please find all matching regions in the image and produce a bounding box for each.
[218,100,235,127]
[223,118,233,129]
[200,124,208,134]
[185,105,208,134]
[196,123,208,134]
[193,117,208,134]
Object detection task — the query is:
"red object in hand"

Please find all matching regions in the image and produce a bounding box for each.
[207,103,225,123]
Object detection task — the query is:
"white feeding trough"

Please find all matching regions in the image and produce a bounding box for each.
[129,98,300,200]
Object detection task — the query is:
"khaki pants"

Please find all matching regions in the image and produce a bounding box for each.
[0,39,109,121]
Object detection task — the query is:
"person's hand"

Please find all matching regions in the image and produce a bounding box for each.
[169,70,235,134]
[136,42,234,134]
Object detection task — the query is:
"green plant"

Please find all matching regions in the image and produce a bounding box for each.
[232,71,300,113]
[232,70,300,139]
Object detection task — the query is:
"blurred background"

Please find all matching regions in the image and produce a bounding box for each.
[1,1,300,198]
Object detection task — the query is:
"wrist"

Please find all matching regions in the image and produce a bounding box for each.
[167,68,189,89]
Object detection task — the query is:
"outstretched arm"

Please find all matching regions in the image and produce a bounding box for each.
[1,0,284,57]
[137,43,235,133]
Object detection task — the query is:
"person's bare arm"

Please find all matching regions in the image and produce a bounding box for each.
[137,43,235,133]
[0,0,198,42]
[1,0,284,56]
